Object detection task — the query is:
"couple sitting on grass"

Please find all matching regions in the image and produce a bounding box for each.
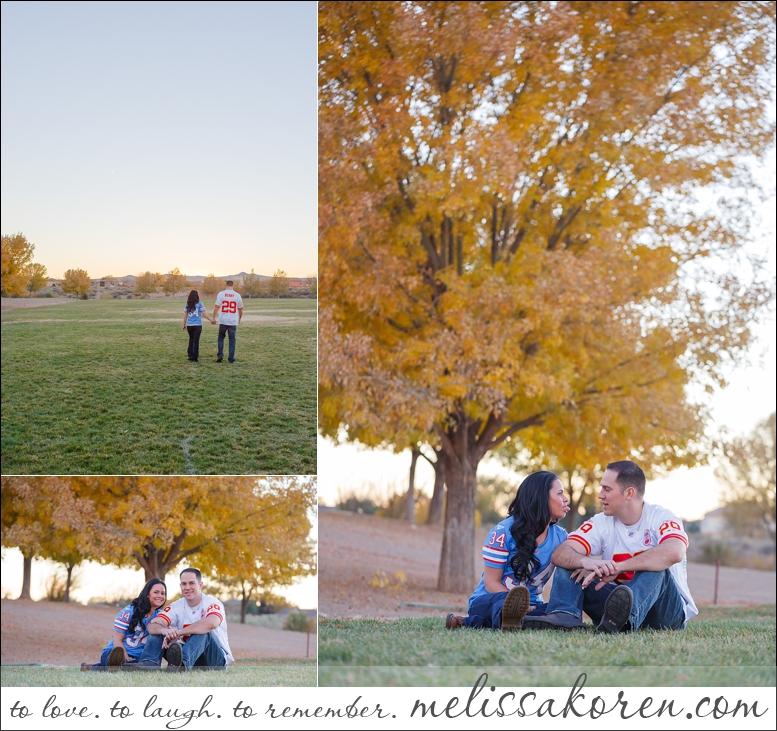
[82,567,233,672]
[447,460,696,634]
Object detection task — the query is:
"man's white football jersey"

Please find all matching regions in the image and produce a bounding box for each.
[568,502,698,620]
[158,592,234,663]
[216,289,243,326]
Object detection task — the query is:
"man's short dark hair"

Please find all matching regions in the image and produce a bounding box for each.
[606,460,646,498]
[225,279,234,286]
[180,567,202,582]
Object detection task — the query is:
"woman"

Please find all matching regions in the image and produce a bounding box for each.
[182,289,216,362]
[81,578,167,671]
[446,471,569,631]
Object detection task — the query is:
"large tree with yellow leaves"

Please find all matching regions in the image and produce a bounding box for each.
[319,1,775,591]
[2,476,316,593]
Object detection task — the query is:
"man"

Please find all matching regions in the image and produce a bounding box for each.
[125,567,234,671]
[524,460,697,633]
[213,279,244,363]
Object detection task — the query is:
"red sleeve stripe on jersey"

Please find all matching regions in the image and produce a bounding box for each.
[206,610,224,624]
[659,533,688,547]
[482,547,509,563]
[157,613,172,626]
[568,535,592,555]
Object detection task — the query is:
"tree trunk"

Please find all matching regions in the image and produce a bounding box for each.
[138,534,189,581]
[426,450,446,526]
[240,583,250,625]
[19,551,33,600]
[64,564,74,603]
[565,474,581,532]
[437,418,481,593]
[142,562,166,583]
[434,408,544,592]
[405,447,420,523]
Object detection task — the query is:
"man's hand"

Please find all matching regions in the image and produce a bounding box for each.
[571,564,623,589]
[580,556,619,576]
[161,627,180,643]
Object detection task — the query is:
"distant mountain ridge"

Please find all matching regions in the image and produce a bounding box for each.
[117,272,278,282]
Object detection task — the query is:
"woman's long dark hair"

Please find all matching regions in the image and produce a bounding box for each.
[508,471,560,583]
[185,290,200,314]
[126,578,167,635]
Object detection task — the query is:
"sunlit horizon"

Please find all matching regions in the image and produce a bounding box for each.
[0,549,317,611]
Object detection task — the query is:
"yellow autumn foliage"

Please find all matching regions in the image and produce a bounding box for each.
[319,1,775,591]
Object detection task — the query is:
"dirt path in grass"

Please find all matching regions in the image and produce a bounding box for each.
[1,297,79,310]
[1,600,316,665]
[319,508,777,619]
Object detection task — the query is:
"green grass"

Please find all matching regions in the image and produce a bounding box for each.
[318,604,776,687]
[1,298,316,474]
[1,658,316,686]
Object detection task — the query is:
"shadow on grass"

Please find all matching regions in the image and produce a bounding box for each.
[1,659,317,687]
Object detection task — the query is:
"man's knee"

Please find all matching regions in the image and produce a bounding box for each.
[553,567,576,584]
[141,633,165,660]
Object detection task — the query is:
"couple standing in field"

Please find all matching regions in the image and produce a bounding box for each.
[182,279,244,363]
[447,460,696,635]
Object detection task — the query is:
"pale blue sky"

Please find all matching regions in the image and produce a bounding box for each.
[1,0,316,278]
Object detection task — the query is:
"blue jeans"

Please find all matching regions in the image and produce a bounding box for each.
[465,592,549,629]
[217,324,236,362]
[138,633,227,669]
[545,567,686,630]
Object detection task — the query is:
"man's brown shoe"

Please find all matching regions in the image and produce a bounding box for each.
[445,613,466,629]
[501,586,531,631]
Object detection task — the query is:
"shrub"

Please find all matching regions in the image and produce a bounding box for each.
[283,610,309,632]
[337,496,378,515]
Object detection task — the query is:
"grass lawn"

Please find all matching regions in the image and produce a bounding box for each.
[1,658,316,687]
[1,298,316,474]
[318,604,776,687]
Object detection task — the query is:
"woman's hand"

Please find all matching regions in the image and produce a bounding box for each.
[570,568,594,584]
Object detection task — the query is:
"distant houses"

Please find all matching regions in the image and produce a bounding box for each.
[40,273,317,297]
[91,277,128,288]
[700,507,731,535]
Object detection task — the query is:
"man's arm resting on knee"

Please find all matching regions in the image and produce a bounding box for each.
[584,537,687,589]
[147,617,181,642]
[612,537,686,575]
[176,615,221,636]
[552,540,619,576]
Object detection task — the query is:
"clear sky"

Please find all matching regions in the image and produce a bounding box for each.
[0,1,316,279]
[0,548,317,609]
